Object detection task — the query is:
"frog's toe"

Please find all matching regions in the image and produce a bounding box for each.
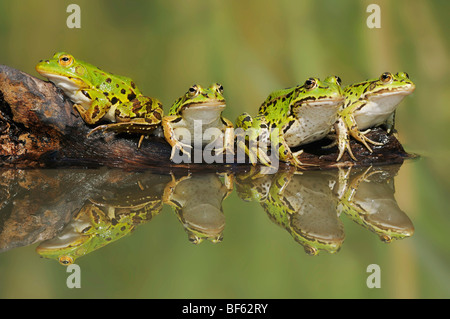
[358,129,384,147]
[87,124,108,137]
[248,150,258,165]
[337,141,357,161]
[214,147,225,156]
[170,142,193,160]
[226,145,236,155]
[291,152,317,169]
[247,147,260,166]
[363,135,384,146]
[257,150,272,166]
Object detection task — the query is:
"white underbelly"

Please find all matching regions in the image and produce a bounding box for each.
[172,118,224,146]
[284,105,338,147]
[354,96,405,130]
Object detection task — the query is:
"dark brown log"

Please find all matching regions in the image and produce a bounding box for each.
[0,65,415,171]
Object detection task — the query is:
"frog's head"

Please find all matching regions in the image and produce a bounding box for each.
[289,211,345,255]
[292,76,344,110]
[36,52,92,91]
[35,229,90,266]
[360,72,415,102]
[169,83,226,122]
[36,205,122,266]
[177,203,226,244]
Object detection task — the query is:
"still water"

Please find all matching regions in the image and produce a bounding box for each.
[0,159,448,298]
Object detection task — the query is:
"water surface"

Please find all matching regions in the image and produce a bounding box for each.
[1,159,447,298]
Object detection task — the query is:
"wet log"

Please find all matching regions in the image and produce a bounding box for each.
[0,65,415,171]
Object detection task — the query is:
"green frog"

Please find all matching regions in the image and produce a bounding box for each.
[162,83,234,160]
[235,76,344,168]
[36,52,163,146]
[333,72,415,160]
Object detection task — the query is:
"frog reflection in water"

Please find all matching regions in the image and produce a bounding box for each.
[163,173,234,244]
[36,52,163,147]
[334,166,414,242]
[235,164,414,255]
[36,186,163,265]
[236,167,345,255]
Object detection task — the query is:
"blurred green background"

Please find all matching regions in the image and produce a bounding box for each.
[0,0,449,299]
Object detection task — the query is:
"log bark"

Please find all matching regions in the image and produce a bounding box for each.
[0,65,415,171]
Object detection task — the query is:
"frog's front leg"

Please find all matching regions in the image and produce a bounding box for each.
[73,90,111,125]
[335,117,356,161]
[217,172,234,199]
[162,115,193,160]
[162,173,191,205]
[384,111,396,134]
[343,110,384,152]
[214,118,235,156]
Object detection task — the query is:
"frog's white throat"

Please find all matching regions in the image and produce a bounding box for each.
[41,73,91,106]
[182,103,226,125]
[355,89,414,130]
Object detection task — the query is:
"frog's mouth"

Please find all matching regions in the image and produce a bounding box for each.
[181,100,226,111]
[35,218,91,253]
[37,72,86,91]
[300,97,344,107]
[367,85,416,100]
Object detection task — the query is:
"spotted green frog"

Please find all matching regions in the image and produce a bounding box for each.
[162,83,234,160]
[36,52,163,146]
[333,72,415,161]
[236,76,344,168]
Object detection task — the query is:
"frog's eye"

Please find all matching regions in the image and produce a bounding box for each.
[215,83,224,94]
[304,78,317,90]
[59,54,74,67]
[380,72,393,83]
[398,72,410,79]
[336,76,342,86]
[188,85,199,97]
[58,255,74,266]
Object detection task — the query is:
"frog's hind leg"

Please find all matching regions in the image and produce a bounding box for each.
[274,131,313,170]
[87,119,159,148]
[162,115,193,160]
